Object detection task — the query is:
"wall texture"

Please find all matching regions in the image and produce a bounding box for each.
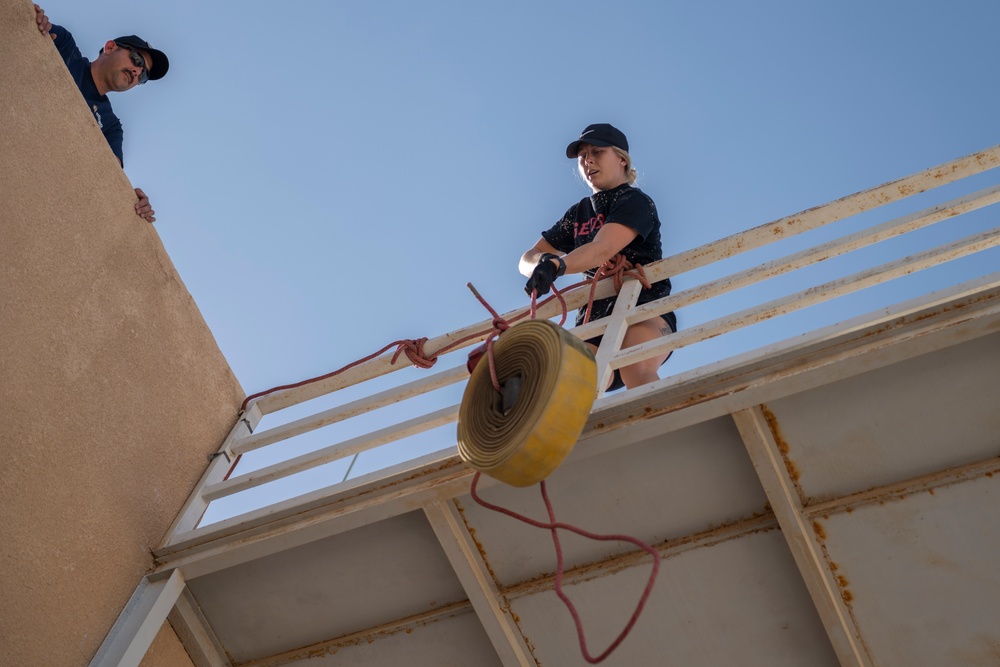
[0,1,245,664]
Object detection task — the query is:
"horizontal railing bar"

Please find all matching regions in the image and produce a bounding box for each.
[638,144,1000,287]
[250,285,617,415]
[168,278,1000,554]
[610,225,1000,369]
[203,404,460,501]
[566,183,1000,350]
[229,217,1000,500]
[250,145,1000,416]
[233,365,468,456]
[623,184,1000,328]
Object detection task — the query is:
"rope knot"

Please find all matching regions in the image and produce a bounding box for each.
[599,254,651,292]
[582,254,651,324]
[492,316,510,333]
[391,338,437,369]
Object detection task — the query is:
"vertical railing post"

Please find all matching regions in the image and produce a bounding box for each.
[160,402,263,545]
[593,279,643,397]
[88,570,186,667]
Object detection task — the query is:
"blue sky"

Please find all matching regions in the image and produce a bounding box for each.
[38,0,1000,520]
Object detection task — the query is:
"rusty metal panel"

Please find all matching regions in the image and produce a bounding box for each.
[763,331,1000,504]
[818,474,1000,666]
[260,608,502,667]
[186,511,467,663]
[459,416,769,586]
[510,529,839,666]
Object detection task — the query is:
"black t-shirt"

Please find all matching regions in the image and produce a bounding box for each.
[541,183,676,330]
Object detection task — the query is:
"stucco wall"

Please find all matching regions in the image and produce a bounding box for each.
[0,1,244,665]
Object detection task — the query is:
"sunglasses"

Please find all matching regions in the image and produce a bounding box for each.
[117,44,149,85]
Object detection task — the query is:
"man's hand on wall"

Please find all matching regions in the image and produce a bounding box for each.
[134,188,156,223]
[34,5,55,39]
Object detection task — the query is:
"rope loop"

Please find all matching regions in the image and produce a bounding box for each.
[391,337,437,369]
[583,254,648,324]
[470,473,660,663]
[600,254,651,292]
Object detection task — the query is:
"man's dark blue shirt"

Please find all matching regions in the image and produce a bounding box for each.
[50,25,125,165]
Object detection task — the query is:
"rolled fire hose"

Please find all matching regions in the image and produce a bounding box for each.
[458,319,597,487]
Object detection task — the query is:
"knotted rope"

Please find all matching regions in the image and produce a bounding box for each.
[583,254,651,325]
[465,271,660,664]
[235,253,644,415]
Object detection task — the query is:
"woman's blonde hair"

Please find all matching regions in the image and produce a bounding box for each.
[612,146,638,186]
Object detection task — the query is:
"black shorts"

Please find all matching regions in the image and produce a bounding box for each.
[586,314,676,392]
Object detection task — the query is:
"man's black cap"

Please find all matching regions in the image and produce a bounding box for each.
[114,35,169,80]
[565,123,629,158]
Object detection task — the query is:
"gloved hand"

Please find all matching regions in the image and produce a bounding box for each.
[524,254,562,297]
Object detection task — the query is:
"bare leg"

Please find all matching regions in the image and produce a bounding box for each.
[618,316,673,390]
[586,316,673,391]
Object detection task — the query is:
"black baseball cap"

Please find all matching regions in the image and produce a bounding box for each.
[113,35,169,80]
[565,123,628,158]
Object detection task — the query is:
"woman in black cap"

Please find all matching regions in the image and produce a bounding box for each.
[519,123,676,391]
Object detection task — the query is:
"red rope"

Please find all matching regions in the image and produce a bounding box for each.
[470,472,660,664]
[583,254,650,325]
[472,274,658,663]
[226,262,644,480]
[216,265,659,659]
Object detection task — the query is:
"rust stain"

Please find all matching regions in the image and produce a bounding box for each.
[833,570,855,604]
[829,561,839,571]
[761,405,801,482]
[812,520,827,541]
[454,499,501,585]
[503,515,779,597]
[928,488,936,495]
[785,462,802,489]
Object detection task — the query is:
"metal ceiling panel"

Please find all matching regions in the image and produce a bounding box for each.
[459,416,770,586]
[819,473,1000,665]
[186,511,465,663]
[511,528,839,667]
[766,331,1000,504]
[273,608,502,667]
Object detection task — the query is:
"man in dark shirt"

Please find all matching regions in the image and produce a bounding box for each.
[34,4,169,223]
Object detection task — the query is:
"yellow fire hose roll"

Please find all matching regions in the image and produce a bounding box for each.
[458,319,597,487]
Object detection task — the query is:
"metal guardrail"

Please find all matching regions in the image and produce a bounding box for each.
[162,145,1000,545]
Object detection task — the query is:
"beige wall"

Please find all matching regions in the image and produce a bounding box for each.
[1,1,244,664]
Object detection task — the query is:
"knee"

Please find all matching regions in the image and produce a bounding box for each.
[618,362,661,390]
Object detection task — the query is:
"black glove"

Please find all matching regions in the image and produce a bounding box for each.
[524,253,564,297]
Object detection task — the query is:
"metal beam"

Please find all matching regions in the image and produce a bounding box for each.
[168,587,231,667]
[89,569,186,667]
[733,406,872,667]
[424,501,535,667]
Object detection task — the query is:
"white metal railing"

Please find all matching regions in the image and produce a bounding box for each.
[162,145,1000,545]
